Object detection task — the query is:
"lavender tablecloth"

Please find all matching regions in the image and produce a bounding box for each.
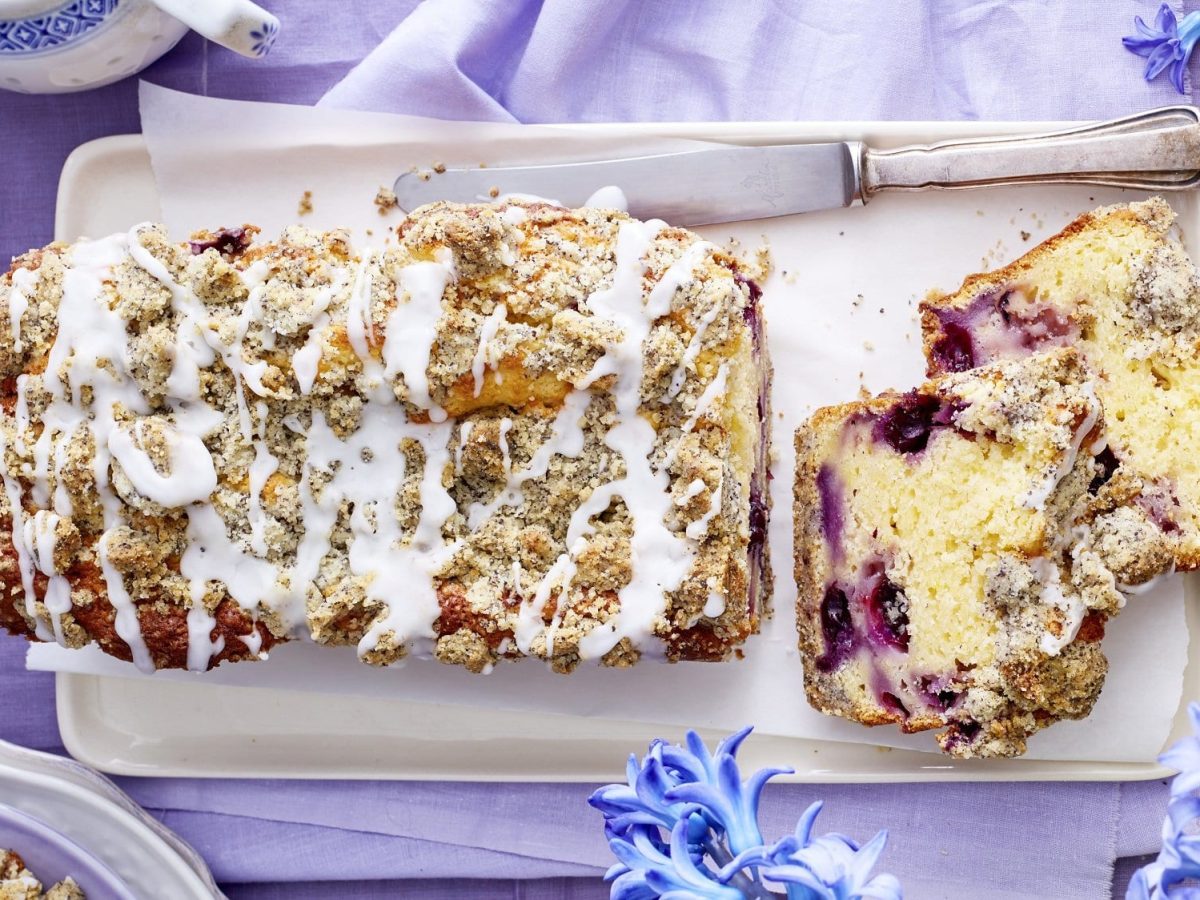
[0,1,1195,896]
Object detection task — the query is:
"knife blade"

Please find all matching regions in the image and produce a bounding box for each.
[394,106,1200,226]
[394,144,861,226]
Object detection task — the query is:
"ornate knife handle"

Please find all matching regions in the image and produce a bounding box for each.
[860,105,1200,197]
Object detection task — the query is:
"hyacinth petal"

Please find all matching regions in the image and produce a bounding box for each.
[1125,866,1158,900]
[860,873,905,900]
[1133,14,1158,39]
[745,765,794,815]
[715,844,775,882]
[761,862,832,893]
[853,830,891,875]
[592,729,901,899]
[716,725,755,760]
[1144,41,1179,79]
[1123,35,1163,56]
[626,753,640,785]
[604,862,630,881]
[668,814,736,891]
[1160,739,1200,798]
[1188,702,1200,736]
[611,872,659,900]
[794,802,824,845]
[1157,2,1178,34]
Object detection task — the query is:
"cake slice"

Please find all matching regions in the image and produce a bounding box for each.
[0,202,770,673]
[794,350,1172,758]
[922,198,1200,569]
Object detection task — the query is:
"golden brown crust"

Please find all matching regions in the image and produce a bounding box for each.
[793,349,1165,758]
[0,203,770,672]
[920,198,1200,570]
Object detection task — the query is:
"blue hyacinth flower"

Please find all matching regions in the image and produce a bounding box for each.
[1123,3,1200,94]
[719,803,902,900]
[591,728,901,899]
[1127,703,1200,899]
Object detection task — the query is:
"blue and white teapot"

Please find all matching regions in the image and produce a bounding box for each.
[0,0,279,93]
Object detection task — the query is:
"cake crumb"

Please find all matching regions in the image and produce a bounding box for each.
[297,190,313,217]
[1020,230,1031,241]
[863,340,875,351]
[433,162,447,174]
[852,293,864,308]
[488,186,500,198]
[374,187,399,216]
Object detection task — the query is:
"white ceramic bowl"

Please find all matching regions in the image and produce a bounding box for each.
[0,0,278,94]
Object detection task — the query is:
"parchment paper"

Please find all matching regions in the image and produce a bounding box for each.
[27,84,1191,762]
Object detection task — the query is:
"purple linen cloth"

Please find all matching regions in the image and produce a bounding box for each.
[0,0,1194,896]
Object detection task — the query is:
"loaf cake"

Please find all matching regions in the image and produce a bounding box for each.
[922,198,1199,570]
[794,350,1172,758]
[0,202,770,673]
[0,850,83,900]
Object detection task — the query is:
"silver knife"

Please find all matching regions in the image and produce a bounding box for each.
[394,106,1200,226]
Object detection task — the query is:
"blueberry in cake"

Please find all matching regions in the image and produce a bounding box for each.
[0,202,770,673]
[794,349,1172,758]
[922,198,1200,570]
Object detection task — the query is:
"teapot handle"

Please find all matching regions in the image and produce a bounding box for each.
[149,0,280,58]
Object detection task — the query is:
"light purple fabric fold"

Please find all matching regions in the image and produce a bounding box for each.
[0,0,1195,896]
[321,0,1189,122]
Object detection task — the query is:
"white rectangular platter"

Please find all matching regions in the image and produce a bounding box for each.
[51,123,1198,781]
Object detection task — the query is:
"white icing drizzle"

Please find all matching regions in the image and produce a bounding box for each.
[516,538,579,655]
[1,234,152,651]
[454,421,473,477]
[291,268,348,396]
[0,451,47,641]
[662,363,729,470]
[521,221,703,661]
[43,575,71,646]
[466,389,590,530]
[471,304,507,397]
[497,417,513,477]
[24,510,60,576]
[237,627,264,657]
[108,420,217,508]
[685,473,723,541]
[292,313,327,395]
[583,186,629,211]
[12,374,29,456]
[677,478,706,504]
[293,251,464,659]
[1031,557,1085,656]
[665,297,722,401]
[127,226,216,403]
[25,512,69,645]
[8,266,35,354]
[347,249,377,360]
[382,248,454,422]
[501,206,528,226]
[96,530,153,672]
[2,216,726,672]
[1023,381,1101,510]
[247,402,279,556]
[185,603,224,672]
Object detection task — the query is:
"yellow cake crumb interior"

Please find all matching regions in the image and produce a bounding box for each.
[833,427,1051,672]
